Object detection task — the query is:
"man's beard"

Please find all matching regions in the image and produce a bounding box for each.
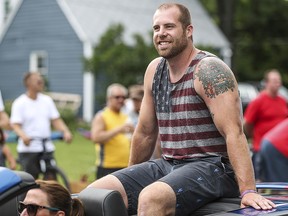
[155,34,188,59]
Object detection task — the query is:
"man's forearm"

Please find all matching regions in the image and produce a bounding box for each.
[228,134,256,193]
[52,118,70,133]
[129,133,157,166]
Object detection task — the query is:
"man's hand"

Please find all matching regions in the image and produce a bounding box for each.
[22,135,31,146]
[121,122,135,134]
[63,131,72,143]
[241,192,276,210]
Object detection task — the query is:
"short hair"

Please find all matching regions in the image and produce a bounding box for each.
[264,69,281,82]
[106,83,128,98]
[157,3,192,29]
[129,84,144,100]
[23,72,40,87]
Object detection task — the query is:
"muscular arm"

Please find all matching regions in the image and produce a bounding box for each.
[194,57,274,209]
[129,58,161,166]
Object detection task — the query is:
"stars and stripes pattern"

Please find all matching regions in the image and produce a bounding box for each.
[152,51,228,160]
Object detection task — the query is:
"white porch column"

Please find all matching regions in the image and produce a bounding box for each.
[83,41,94,122]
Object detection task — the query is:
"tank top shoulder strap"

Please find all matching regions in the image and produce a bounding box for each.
[189,50,217,68]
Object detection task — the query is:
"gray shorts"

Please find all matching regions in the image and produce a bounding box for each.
[113,156,239,216]
[19,152,55,179]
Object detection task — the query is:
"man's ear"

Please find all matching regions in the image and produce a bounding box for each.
[186,24,193,37]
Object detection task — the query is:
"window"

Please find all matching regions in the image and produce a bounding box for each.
[4,0,11,21]
[29,51,48,75]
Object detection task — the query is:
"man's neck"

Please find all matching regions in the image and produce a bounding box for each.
[107,106,121,114]
[26,91,38,100]
[167,45,198,83]
[264,89,278,98]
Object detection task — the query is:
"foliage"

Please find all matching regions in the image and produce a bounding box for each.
[8,132,96,185]
[86,1,288,97]
[85,24,158,106]
[4,100,12,116]
[57,108,78,131]
[200,0,288,86]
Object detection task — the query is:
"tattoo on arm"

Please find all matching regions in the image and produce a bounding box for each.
[195,59,235,98]
[210,111,215,119]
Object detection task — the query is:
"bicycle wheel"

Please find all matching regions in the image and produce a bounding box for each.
[50,166,71,192]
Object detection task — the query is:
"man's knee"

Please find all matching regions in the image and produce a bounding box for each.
[88,174,128,207]
[138,182,176,215]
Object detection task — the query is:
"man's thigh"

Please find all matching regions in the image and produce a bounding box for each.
[113,158,170,215]
[160,157,239,216]
[113,157,238,216]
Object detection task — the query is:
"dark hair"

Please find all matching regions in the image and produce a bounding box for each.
[158,3,192,29]
[129,84,144,100]
[36,180,85,216]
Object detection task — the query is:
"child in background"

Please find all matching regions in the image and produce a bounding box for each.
[0,90,16,169]
[0,129,17,169]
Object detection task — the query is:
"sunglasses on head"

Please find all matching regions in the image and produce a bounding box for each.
[18,201,60,216]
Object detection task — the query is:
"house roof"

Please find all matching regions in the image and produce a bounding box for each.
[60,0,230,49]
[0,0,230,49]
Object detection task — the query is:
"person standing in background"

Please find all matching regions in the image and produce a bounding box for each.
[0,90,16,169]
[125,84,144,126]
[244,69,288,181]
[90,83,134,179]
[10,72,72,179]
[260,118,288,182]
[0,90,11,130]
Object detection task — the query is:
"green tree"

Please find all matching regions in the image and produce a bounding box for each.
[85,24,157,106]
[200,0,288,86]
[86,24,157,86]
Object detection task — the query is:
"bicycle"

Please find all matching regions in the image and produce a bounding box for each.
[18,134,71,192]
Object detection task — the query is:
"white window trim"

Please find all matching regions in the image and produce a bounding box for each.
[29,51,48,75]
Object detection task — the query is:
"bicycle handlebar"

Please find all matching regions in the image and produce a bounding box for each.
[29,132,63,153]
[30,131,64,141]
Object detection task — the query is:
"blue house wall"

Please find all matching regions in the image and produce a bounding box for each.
[0,0,83,104]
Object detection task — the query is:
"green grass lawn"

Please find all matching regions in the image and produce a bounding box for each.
[7,131,96,186]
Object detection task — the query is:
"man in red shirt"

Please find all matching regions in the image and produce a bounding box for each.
[244,69,288,181]
[260,119,288,181]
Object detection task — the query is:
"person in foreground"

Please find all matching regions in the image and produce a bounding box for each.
[88,3,275,215]
[19,180,84,216]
